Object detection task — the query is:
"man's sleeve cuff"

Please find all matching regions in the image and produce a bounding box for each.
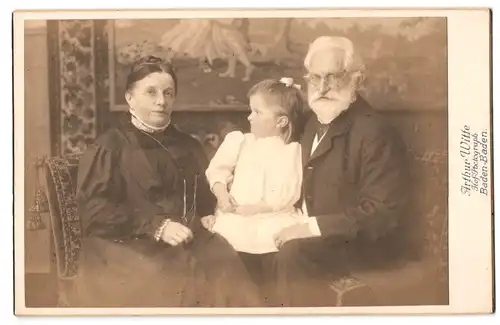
[306,217,322,236]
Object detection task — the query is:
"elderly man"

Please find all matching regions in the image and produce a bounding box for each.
[270,36,411,307]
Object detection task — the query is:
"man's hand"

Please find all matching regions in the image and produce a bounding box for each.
[274,222,315,248]
[201,215,217,232]
[160,221,193,246]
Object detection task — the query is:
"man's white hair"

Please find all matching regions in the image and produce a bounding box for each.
[304,36,365,78]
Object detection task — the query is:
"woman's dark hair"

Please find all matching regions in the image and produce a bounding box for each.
[247,79,306,143]
[126,55,178,94]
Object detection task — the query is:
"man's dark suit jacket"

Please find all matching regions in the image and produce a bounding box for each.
[298,95,411,254]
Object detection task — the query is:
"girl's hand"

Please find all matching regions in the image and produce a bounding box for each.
[201,215,217,232]
[218,194,238,213]
[160,221,193,246]
[212,182,238,213]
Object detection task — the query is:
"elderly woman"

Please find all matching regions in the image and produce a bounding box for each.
[73,55,263,307]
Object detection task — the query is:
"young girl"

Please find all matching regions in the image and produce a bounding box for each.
[201,78,308,254]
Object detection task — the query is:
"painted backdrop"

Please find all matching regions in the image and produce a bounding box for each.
[47,18,447,154]
[112,17,447,111]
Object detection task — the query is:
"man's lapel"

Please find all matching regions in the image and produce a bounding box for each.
[301,116,317,167]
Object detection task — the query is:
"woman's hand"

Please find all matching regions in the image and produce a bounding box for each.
[160,221,193,246]
[201,215,217,232]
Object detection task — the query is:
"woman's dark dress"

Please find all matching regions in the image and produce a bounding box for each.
[72,119,263,307]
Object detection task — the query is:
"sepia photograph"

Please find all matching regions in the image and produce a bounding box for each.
[13,8,493,315]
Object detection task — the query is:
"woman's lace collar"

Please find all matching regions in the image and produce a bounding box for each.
[130,112,170,134]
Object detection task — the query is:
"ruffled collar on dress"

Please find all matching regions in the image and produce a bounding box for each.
[130,111,170,134]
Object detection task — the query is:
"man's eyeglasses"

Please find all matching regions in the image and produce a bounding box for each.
[304,71,350,90]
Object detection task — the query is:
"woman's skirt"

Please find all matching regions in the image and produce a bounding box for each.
[69,227,264,308]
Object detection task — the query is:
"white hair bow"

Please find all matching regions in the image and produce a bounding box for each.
[280,77,302,90]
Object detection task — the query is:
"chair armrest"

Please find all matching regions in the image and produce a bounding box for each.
[41,154,83,279]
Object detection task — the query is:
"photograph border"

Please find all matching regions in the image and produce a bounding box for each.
[13,7,493,316]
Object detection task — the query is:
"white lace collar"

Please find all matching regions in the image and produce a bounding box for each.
[130,111,170,133]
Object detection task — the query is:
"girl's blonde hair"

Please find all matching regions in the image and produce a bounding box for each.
[247,79,306,144]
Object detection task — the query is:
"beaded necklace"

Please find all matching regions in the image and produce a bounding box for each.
[134,122,198,227]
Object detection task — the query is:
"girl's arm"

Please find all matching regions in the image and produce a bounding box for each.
[205,131,244,190]
[205,131,245,211]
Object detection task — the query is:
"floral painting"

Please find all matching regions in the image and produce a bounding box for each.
[111,17,447,111]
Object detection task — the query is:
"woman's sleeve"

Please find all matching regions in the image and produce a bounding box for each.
[205,131,245,191]
[76,143,167,239]
[264,143,303,211]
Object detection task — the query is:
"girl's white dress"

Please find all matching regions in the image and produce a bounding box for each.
[205,131,306,254]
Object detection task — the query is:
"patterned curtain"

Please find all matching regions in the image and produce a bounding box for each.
[47,20,109,156]
[46,19,245,160]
